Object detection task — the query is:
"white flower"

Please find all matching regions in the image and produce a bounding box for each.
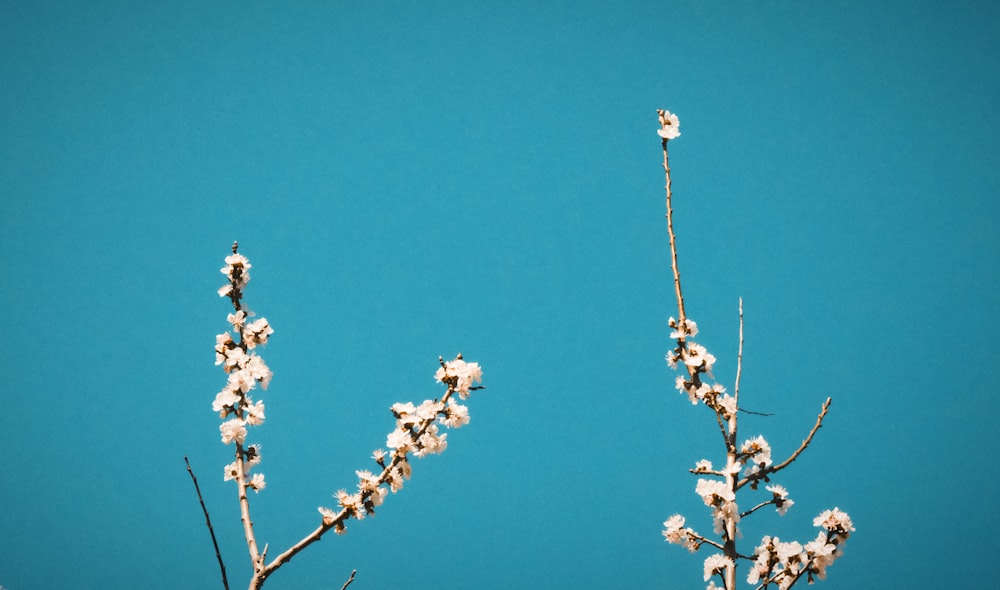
[702,554,733,582]
[683,343,716,372]
[245,355,272,389]
[227,310,247,331]
[212,386,241,414]
[695,459,713,472]
[657,110,681,140]
[223,461,239,482]
[435,356,483,399]
[711,500,740,535]
[766,484,794,515]
[813,507,855,535]
[318,506,338,525]
[740,435,773,474]
[415,425,448,457]
[669,317,698,339]
[215,333,234,365]
[356,470,381,495]
[386,428,413,452]
[661,514,696,551]
[245,399,266,426]
[220,418,247,445]
[696,479,734,505]
[223,346,248,372]
[717,393,737,419]
[221,254,251,289]
[416,399,445,421]
[249,473,266,492]
[805,533,839,579]
[227,367,256,394]
[440,400,470,428]
[336,489,365,518]
[243,317,273,348]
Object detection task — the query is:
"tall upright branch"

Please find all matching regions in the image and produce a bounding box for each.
[661,123,686,326]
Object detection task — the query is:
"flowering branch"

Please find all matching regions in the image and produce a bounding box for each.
[209,243,485,590]
[656,112,854,590]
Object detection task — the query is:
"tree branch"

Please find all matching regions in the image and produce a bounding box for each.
[737,397,832,490]
[185,456,230,590]
[340,569,357,590]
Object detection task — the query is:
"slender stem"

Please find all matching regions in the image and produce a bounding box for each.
[663,137,686,325]
[236,442,262,572]
[734,298,744,413]
[736,397,832,491]
[185,456,230,590]
[341,570,357,590]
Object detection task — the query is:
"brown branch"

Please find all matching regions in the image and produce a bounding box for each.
[251,386,460,587]
[737,397,832,490]
[341,569,357,590]
[185,456,230,590]
[660,114,686,326]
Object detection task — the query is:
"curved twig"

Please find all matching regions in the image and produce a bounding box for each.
[737,397,832,490]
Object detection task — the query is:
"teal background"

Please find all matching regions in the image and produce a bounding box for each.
[1,2,997,588]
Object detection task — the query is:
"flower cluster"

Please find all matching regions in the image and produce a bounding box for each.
[746,509,855,588]
[656,109,852,589]
[317,354,483,535]
[213,246,273,493]
[663,314,853,589]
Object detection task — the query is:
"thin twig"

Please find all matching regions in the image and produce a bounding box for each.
[737,397,832,490]
[770,397,832,474]
[734,299,744,409]
[661,121,686,326]
[341,569,357,590]
[185,456,230,590]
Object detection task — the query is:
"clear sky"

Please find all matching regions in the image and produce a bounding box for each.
[1,1,997,589]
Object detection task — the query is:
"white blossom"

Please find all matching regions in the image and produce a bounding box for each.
[213,386,241,413]
[243,317,273,348]
[435,356,483,399]
[696,479,735,505]
[440,400,470,428]
[813,507,855,535]
[249,473,266,492]
[220,418,247,445]
[386,428,413,452]
[740,435,773,475]
[702,554,732,582]
[657,110,681,140]
[767,484,794,515]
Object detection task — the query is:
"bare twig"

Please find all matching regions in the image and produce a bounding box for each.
[341,569,357,590]
[185,456,230,590]
[734,299,744,408]
[661,117,686,327]
[737,397,832,490]
[770,397,832,474]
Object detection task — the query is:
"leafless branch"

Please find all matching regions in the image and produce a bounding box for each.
[185,456,230,590]
[341,569,357,590]
[737,397,832,490]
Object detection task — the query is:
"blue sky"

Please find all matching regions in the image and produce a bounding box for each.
[1,1,997,589]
